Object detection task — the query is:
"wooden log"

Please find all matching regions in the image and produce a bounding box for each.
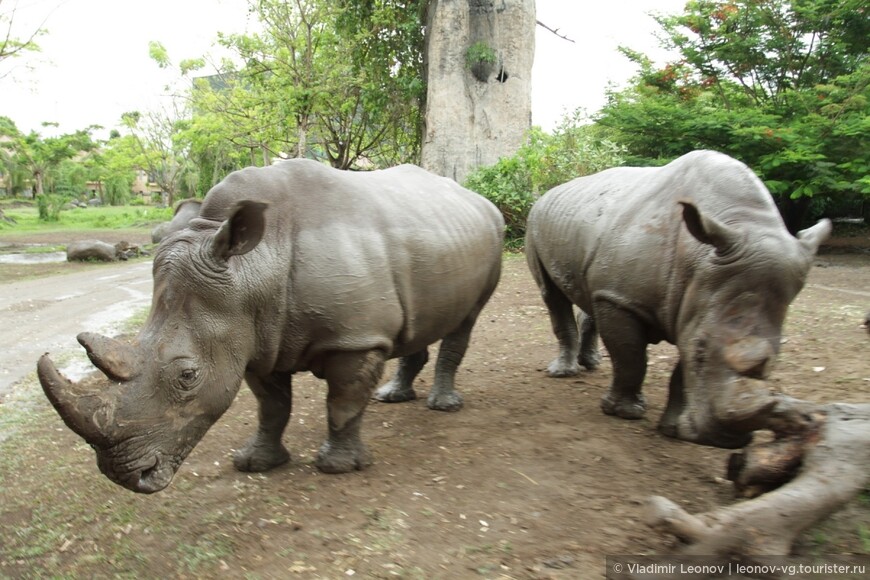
[646,401,870,559]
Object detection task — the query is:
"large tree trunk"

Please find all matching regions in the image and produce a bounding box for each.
[421,0,535,184]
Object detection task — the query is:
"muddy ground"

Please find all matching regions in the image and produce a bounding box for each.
[1,230,869,579]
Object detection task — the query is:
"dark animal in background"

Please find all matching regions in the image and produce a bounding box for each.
[151,198,203,244]
[526,150,831,448]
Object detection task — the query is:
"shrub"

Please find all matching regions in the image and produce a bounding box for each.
[465,110,626,249]
[36,194,68,222]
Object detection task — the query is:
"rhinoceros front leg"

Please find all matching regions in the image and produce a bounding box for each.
[658,360,685,438]
[595,299,647,419]
[316,350,386,474]
[233,370,293,472]
[373,348,429,403]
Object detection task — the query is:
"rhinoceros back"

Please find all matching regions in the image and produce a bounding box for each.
[196,159,505,367]
[526,150,808,341]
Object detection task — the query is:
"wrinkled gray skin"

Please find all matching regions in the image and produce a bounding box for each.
[38,159,504,493]
[151,199,202,244]
[525,150,831,448]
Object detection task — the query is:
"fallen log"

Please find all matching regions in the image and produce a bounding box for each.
[646,399,870,558]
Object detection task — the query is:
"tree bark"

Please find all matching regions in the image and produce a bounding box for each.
[421,0,535,184]
[645,399,870,560]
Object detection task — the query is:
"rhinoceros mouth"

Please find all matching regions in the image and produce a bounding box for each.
[98,450,179,494]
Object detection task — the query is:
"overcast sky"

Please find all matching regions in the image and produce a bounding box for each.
[2,0,686,138]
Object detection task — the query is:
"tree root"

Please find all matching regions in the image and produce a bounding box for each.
[646,399,870,558]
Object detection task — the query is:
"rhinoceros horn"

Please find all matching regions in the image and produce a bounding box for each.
[37,354,112,448]
[723,336,775,380]
[77,332,140,382]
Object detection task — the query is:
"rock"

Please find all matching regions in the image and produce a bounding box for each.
[66,240,142,262]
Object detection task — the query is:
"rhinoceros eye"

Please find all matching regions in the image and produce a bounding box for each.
[178,368,199,389]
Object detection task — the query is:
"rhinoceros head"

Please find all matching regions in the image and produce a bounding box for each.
[671,201,831,447]
[39,201,268,493]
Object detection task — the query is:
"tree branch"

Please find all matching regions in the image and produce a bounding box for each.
[536,20,575,43]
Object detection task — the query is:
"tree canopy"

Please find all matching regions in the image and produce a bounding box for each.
[596,0,869,231]
[186,0,426,170]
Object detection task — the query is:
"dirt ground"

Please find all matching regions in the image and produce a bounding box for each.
[1,230,869,579]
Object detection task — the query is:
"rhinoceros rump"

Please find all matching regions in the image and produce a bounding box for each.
[39,159,504,493]
[525,150,831,448]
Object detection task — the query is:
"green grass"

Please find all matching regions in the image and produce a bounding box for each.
[0,202,173,236]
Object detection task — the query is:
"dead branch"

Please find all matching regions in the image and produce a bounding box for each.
[646,400,870,559]
[536,20,575,43]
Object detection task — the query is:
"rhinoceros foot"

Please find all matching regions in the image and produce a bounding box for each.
[233,440,291,472]
[579,350,602,371]
[601,392,647,419]
[546,358,580,377]
[315,440,372,474]
[373,380,417,403]
[427,390,463,412]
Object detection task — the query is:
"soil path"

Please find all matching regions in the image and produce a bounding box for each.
[0,260,152,396]
[1,252,868,578]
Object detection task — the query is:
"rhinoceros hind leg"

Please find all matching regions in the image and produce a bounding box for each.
[428,313,482,411]
[577,311,602,371]
[316,350,385,473]
[373,348,428,403]
[235,370,293,472]
[529,262,582,377]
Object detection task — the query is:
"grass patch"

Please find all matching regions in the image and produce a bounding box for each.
[0,204,172,237]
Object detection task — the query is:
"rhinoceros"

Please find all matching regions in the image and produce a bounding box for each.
[525,150,831,448]
[38,159,504,493]
[151,198,202,244]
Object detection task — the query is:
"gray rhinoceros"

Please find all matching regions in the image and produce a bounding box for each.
[38,159,504,493]
[525,150,831,448]
[151,198,202,244]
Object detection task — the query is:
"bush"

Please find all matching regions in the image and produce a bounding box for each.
[36,194,68,222]
[104,175,132,206]
[464,111,626,249]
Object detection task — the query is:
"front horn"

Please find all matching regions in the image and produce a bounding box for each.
[37,354,112,448]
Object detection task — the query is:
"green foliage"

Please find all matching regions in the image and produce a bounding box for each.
[197,0,425,169]
[36,194,67,222]
[464,155,535,247]
[466,41,497,67]
[50,159,88,197]
[597,0,870,230]
[104,174,132,205]
[465,114,626,248]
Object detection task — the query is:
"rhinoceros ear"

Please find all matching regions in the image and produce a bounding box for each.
[796,218,832,255]
[679,201,741,256]
[211,200,268,261]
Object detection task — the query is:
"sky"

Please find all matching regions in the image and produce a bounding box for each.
[1,0,686,139]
